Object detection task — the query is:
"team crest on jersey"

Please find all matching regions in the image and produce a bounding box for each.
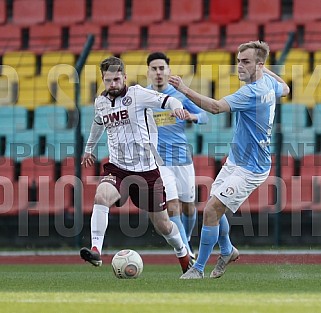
[122,96,132,106]
[101,174,116,185]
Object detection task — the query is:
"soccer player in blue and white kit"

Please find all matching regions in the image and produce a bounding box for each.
[80,56,194,273]
[146,52,209,258]
[169,41,290,279]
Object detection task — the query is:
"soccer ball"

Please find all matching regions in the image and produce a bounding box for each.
[111,249,143,279]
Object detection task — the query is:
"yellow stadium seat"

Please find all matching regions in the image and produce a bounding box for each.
[0,76,18,105]
[16,76,52,110]
[2,51,36,77]
[54,76,75,109]
[292,69,321,107]
[276,49,310,82]
[197,51,232,81]
[120,51,149,86]
[184,74,212,98]
[165,50,193,76]
[41,51,75,77]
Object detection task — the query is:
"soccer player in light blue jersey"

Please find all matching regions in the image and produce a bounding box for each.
[146,52,209,258]
[169,41,290,279]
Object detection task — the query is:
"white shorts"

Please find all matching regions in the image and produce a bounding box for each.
[159,163,195,203]
[211,159,269,213]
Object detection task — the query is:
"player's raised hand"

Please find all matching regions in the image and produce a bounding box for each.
[81,152,96,167]
[169,75,187,93]
[171,108,186,120]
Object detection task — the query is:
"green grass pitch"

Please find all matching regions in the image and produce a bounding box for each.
[0,263,320,313]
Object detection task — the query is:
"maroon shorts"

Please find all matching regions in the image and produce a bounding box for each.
[100,162,167,212]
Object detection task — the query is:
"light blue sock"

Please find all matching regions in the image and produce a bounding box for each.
[218,214,233,256]
[169,215,191,255]
[194,225,219,273]
[181,209,197,241]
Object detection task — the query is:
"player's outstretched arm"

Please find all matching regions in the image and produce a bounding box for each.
[169,75,230,114]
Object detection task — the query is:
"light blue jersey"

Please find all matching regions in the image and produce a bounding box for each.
[147,84,208,166]
[224,73,283,173]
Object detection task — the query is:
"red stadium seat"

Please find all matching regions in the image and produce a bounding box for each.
[148,22,180,51]
[303,22,321,52]
[170,0,203,24]
[131,0,164,24]
[53,0,86,25]
[12,0,46,25]
[0,157,15,181]
[0,0,6,24]
[264,21,297,52]
[69,23,102,53]
[29,23,62,53]
[247,0,281,23]
[107,23,141,54]
[209,0,242,24]
[0,25,21,53]
[293,0,321,22]
[91,0,125,25]
[225,21,260,52]
[187,22,220,53]
[193,155,216,212]
[19,157,59,214]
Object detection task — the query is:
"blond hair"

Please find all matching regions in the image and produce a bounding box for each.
[238,40,270,63]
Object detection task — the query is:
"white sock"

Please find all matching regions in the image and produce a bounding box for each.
[162,221,188,258]
[90,204,109,254]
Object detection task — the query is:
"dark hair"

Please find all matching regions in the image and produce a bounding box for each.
[147,52,170,65]
[100,56,125,75]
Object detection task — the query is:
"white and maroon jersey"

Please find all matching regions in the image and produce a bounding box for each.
[85,85,178,172]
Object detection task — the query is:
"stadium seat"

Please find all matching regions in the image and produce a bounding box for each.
[247,0,281,22]
[293,0,321,23]
[165,50,193,76]
[41,51,75,77]
[29,24,62,53]
[120,51,149,86]
[147,23,181,51]
[107,23,141,54]
[45,130,76,161]
[291,73,320,108]
[186,22,220,53]
[0,0,6,24]
[0,105,28,135]
[281,103,309,131]
[2,51,36,77]
[16,76,52,110]
[131,0,164,24]
[91,0,125,25]
[196,51,232,82]
[264,21,297,52]
[209,0,242,24]
[303,22,321,52]
[34,105,69,134]
[20,156,56,184]
[199,113,234,160]
[0,25,21,53]
[0,157,20,215]
[313,104,321,135]
[5,131,40,162]
[80,105,95,135]
[193,155,216,212]
[53,0,86,25]
[224,21,260,52]
[12,0,46,25]
[275,49,310,83]
[69,23,102,53]
[0,157,15,181]
[169,0,203,24]
[19,156,62,214]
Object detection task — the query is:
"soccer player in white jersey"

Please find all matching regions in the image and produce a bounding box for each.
[80,56,194,273]
[146,52,209,258]
[169,41,290,279]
